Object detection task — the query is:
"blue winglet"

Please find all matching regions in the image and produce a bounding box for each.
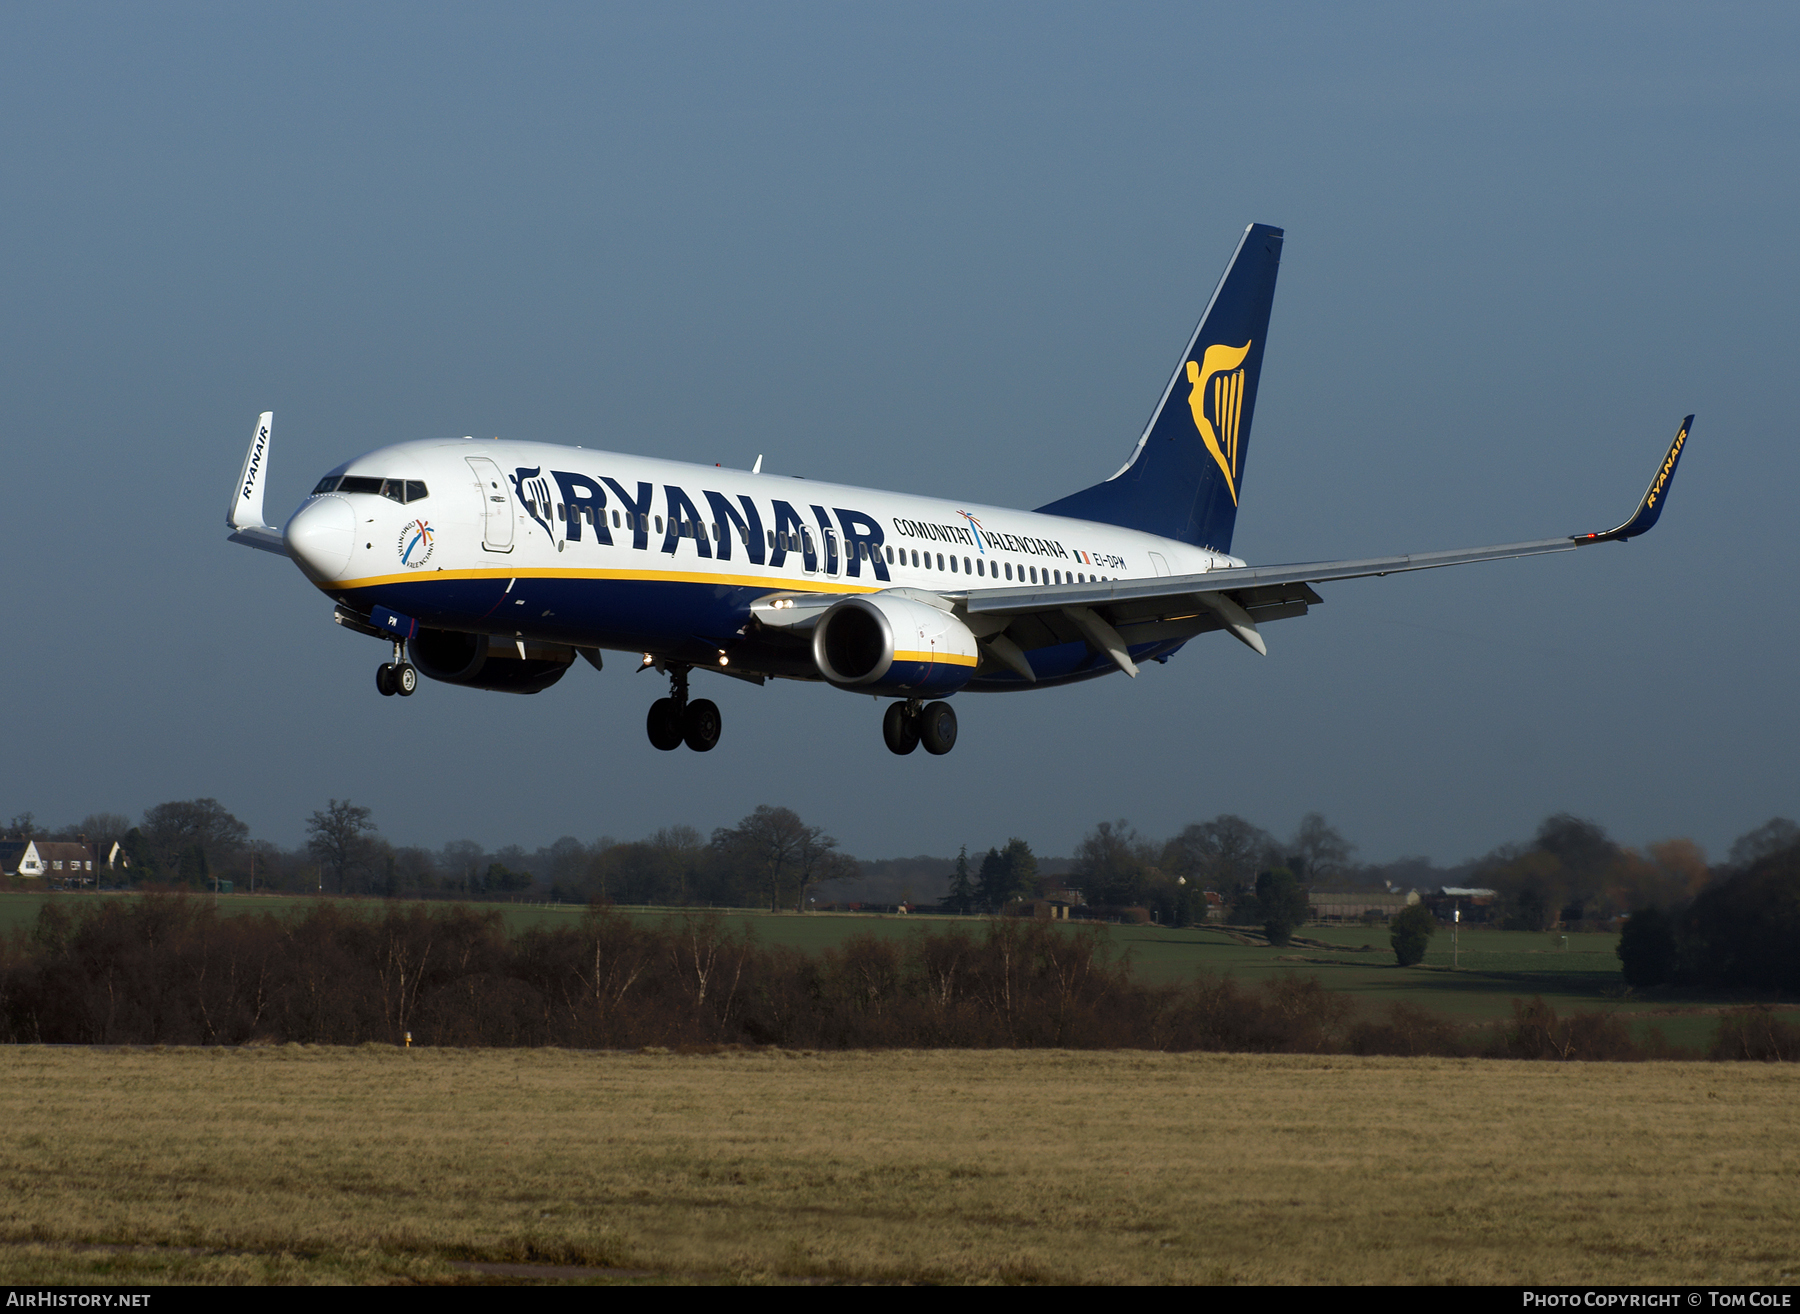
[1573,416,1694,545]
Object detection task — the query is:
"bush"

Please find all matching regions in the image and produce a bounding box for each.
[1673,845,1800,992]
[1255,868,1309,946]
[1347,1002,1467,1057]
[1484,996,1644,1061]
[1389,903,1436,966]
[1616,905,1676,987]
[1709,1007,1799,1062]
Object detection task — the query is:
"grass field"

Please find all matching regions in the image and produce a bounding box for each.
[5,891,1788,1050]
[0,1046,1794,1285]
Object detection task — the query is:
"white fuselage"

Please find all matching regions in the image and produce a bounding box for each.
[283,437,1242,688]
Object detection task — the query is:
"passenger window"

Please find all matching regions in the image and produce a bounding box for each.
[1030,567,1038,583]
[964,557,971,574]
[655,516,664,533]
[768,530,776,549]
[976,559,984,576]
[936,553,944,570]
[558,503,567,521]
[885,546,894,564]
[949,555,957,573]
[1004,563,1012,580]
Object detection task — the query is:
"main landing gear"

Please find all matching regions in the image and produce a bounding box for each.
[377,641,417,697]
[646,664,721,752]
[883,699,957,756]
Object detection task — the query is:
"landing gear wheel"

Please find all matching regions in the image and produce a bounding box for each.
[919,700,958,755]
[882,701,920,755]
[646,698,683,751]
[396,663,418,696]
[376,663,397,696]
[682,698,722,752]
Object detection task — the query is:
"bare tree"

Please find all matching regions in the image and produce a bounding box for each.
[650,825,705,904]
[1162,815,1277,895]
[795,826,855,912]
[307,800,378,895]
[712,806,812,910]
[141,799,250,884]
[1288,813,1355,883]
[1074,819,1156,906]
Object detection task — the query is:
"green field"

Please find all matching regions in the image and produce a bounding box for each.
[3,891,1787,1049]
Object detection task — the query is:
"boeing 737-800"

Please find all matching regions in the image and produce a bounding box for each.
[225,223,1691,756]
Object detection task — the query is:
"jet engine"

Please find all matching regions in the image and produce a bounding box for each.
[407,628,574,695]
[811,593,979,698]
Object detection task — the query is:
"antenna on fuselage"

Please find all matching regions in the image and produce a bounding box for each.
[752,455,764,474]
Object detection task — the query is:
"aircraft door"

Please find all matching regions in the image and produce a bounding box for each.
[466,457,514,553]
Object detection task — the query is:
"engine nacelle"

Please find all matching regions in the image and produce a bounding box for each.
[407,628,574,695]
[812,593,979,697]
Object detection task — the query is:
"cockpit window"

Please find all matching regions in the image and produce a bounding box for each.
[312,475,429,503]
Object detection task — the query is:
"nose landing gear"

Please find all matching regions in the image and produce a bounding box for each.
[883,699,957,755]
[645,663,723,752]
[377,641,418,697]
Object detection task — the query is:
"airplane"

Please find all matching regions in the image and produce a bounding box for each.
[225,222,1692,757]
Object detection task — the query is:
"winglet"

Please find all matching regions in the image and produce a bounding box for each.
[1573,416,1693,545]
[228,412,275,531]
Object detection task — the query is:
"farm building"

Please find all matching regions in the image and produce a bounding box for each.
[2,840,98,883]
[1307,891,1420,924]
[1423,887,1499,922]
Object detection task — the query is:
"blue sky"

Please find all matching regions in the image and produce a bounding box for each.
[2,3,1795,865]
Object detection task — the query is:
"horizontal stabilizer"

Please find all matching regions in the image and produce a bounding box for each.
[227,526,289,556]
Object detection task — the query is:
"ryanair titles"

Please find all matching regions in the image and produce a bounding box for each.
[891,517,1069,561]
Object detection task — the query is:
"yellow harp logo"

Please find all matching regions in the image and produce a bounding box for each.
[1185,341,1252,505]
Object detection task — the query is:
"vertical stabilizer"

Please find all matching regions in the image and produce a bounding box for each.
[1036,224,1283,552]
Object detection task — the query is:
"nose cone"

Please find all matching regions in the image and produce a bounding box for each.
[285,495,355,580]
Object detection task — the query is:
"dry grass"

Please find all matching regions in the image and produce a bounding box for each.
[0,1046,1795,1285]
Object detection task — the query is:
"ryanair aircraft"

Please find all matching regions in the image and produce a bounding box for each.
[226,223,1691,756]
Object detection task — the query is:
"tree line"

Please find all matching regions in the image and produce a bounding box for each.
[2,895,1792,1060]
[9,802,1797,954]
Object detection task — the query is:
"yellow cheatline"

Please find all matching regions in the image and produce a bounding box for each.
[325,566,886,595]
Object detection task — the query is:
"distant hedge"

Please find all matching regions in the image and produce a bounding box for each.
[0,895,1788,1060]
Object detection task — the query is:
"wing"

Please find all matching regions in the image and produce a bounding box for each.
[960,416,1695,669]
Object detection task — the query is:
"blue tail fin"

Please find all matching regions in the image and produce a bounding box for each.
[1036,222,1283,553]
